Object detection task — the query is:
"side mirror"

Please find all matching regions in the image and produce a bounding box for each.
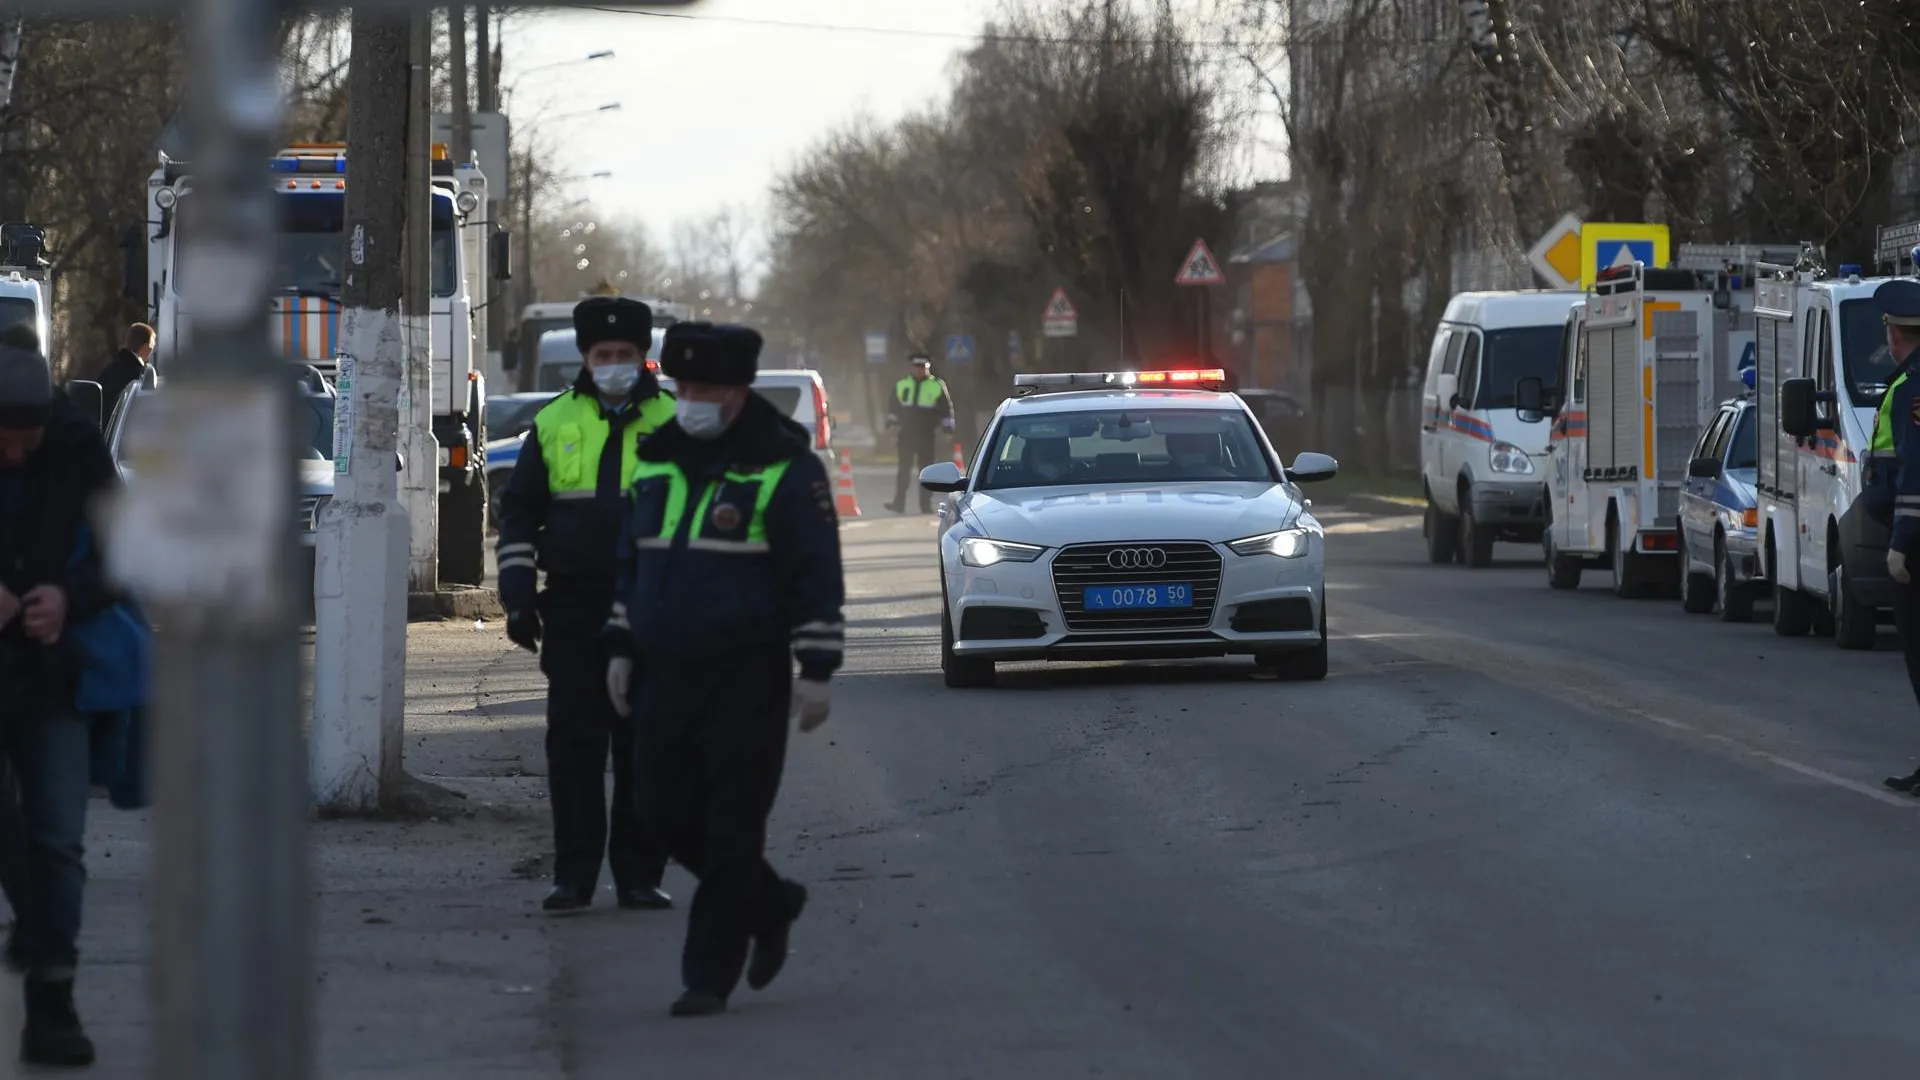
[1514,376,1546,424]
[1779,377,1826,436]
[63,380,103,430]
[1288,451,1339,484]
[918,461,965,492]
[1688,456,1722,480]
[1447,392,1461,411]
[489,231,513,281]
[119,225,145,302]
[396,451,406,473]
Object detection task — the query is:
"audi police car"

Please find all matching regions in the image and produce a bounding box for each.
[919,368,1339,688]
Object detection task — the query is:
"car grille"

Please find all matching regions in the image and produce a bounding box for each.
[1051,541,1222,633]
[299,496,322,532]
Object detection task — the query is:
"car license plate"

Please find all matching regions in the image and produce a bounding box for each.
[1083,584,1193,610]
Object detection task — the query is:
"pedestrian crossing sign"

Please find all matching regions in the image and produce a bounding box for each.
[1175,238,1225,286]
[1580,223,1670,288]
[945,334,975,364]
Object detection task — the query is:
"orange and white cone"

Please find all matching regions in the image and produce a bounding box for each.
[835,450,862,518]
[952,442,966,470]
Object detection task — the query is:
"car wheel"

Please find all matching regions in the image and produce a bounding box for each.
[1424,499,1458,565]
[1715,536,1753,623]
[1830,563,1877,650]
[1545,528,1582,590]
[1258,602,1328,682]
[1609,514,1645,599]
[1772,581,1815,637]
[1679,531,1715,614]
[941,593,994,689]
[1459,494,1494,569]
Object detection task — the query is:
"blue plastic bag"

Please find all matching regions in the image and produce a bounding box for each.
[64,523,152,713]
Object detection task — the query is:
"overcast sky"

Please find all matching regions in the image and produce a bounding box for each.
[501,0,1282,248]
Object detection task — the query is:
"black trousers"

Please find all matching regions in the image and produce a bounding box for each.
[634,646,794,997]
[892,428,939,511]
[1891,577,1920,712]
[538,578,666,894]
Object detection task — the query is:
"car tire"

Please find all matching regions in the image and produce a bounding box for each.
[1545,529,1582,590]
[1424,499,1458,564]
[1715,537,1753,623]
[1259,602,1328,682]
[1609,514,1647,599]
[1772,582,1815,637]
[1830,563,1877,650]
[1679,532,1715,614]
[1459,496,1494,569]
[487,470,511,530]
[439,477,488,586]
[940,593,994,689]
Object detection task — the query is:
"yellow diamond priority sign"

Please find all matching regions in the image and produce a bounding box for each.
[1526,213,1583,290]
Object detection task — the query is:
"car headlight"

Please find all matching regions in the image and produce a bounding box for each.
[1489,441,1534,475]
[958,537,1045,568]
[1227,527,1314,558]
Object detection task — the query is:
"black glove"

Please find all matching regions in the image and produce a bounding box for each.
[506,609,542,653]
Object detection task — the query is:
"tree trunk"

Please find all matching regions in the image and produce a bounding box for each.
[448,6,471,164]
[1458,0,1545,239]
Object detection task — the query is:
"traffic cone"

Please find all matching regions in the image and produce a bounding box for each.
[952,442,966,470]
[835,450,862,518]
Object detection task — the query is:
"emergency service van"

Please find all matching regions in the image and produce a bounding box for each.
[1420,290,1581,567]
[1756,225,1920,648]
[1528,263,1751,597]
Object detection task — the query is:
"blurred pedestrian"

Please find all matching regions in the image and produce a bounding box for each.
[604,320,844,1017]
[93,323,153,418]
[0,339,120,1065]
[496,296,677,913]
[884,353,953,514]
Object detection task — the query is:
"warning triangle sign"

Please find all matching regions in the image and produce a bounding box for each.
[1044,287,1077,320]
[1176,238,1225,286]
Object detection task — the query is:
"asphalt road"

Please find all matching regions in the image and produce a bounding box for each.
[545,478,1920,1079]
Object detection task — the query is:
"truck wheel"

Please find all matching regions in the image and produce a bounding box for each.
[1830,564,1877,650]
[1545,528,1581,590]
[1772,582,1814,637]
[439,478,488,586]
[1459,494,1494,569]
[1609,515,1648,599]
[1424,499,1458,564]
[1715,537,1753,623]
[1678,531,1714,613]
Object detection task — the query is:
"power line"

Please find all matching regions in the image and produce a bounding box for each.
[576,6,1278,50]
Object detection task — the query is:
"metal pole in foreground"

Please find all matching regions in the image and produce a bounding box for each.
[104,0,312,1073]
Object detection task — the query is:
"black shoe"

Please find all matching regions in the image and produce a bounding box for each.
[746,881,808,992]
[21,975,94,1067]
[1884,767,1920,792]
[669,990,727,1018]
[616,885,673,910]
[884,501,904,514]
[542,884,592,914]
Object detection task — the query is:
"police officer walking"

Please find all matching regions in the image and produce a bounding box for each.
[496,296,676,912]
[883,352,954,515]
[602,320,844,1017]
[1873,276,1920,793]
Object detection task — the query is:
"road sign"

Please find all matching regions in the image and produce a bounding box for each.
[1526,212,1582,289]
[945,334,975,364]
[1175,238,1225,286]
[1580,223,1671,288]
[864,332,887,364]
[1043,287,1078,338]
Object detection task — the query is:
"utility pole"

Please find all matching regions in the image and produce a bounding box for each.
[475,5,494,112]
[399,11,439,591]
[313,13,412,814]
[105,0,312,1073]
[448,5,472,165]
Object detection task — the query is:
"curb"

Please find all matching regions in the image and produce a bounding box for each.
[408,587,503,622]
[1342,494,1426,517]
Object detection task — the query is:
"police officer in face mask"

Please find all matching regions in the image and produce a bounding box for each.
[496,296,676,913]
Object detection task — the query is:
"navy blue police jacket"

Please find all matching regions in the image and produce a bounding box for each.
[602,392,845,680]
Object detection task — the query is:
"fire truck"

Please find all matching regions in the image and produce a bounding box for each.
[138,142,511,585]
[1754,224,1920,648]
[1530,245,1789,596]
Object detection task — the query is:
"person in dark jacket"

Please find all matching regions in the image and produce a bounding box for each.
[603,320,844,1018]
[0,342,117,1066]
[884,353,955,515]
[93,323,153,420]
[495,296,676,914]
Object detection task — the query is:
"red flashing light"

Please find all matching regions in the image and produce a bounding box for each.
[1134,368,1225,385]
[812,383,831,450]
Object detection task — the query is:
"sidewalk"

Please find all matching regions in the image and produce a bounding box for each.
[76,621,567,1078]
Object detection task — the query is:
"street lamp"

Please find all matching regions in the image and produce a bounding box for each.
[553,102,622,122]
[552,171,615,183]
[518,50,616,78]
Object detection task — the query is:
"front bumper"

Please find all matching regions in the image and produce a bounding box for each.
[1468,478,1546,527]
[945,539,1325,662]
[1724,529,1762,584]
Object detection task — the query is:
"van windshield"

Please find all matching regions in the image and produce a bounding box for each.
[1475,325,1564,409]
[1841,298,1898,405]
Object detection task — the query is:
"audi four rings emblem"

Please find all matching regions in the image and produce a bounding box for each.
[1106,547,1167,570]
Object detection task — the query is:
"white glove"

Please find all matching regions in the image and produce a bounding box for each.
[793,679,831,732]
[606,657,633,717]
[941,417,955,432]
[1892,549,1912,585]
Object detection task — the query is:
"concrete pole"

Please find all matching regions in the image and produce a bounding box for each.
[399,12,439,591]
[129,0,311,1073]
[475,5,494,112]
[449,5,472,165]
[313,13,412,814]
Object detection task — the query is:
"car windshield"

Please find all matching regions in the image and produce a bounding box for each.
[976,407,1275,490]
[117,389,334,463]
[487,397,545,441]
[0,297,34,341]
[174,190,458,299]
[1472,325,1564,409]
[1725,407,1757,470]
[1840,298,1897,405]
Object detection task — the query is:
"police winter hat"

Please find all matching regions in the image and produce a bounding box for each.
[0,344,52,429]
[573,296,655,353]
[1874,279,1920,328]
[661,321,762,386]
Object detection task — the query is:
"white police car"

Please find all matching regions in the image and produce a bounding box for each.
[919,368,1339,688]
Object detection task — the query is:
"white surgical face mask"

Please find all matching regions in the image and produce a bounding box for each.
[591,362,640,397]
[677,399,727,440]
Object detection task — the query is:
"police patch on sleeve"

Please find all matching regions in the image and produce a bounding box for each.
[812,479,836,522]
[1910,398,1920,425]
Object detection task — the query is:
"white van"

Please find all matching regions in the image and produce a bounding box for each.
[1420,290,1582,567]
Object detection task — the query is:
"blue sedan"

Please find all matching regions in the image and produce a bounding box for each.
[1678,393,1762,622]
